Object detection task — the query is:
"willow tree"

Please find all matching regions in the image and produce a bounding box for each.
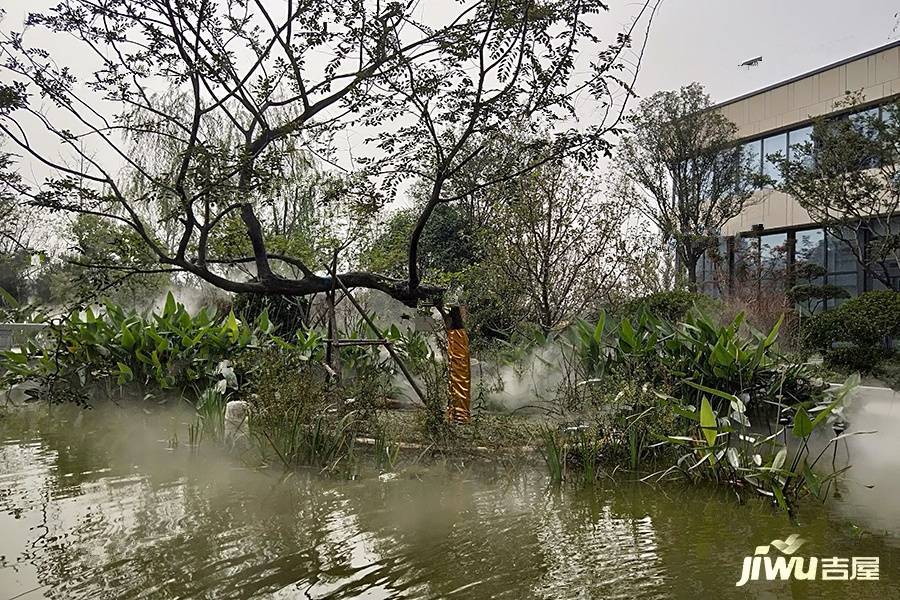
[0,0,658,314]
[613,82,758,285]
[0,128,39,304]
[0,142,24,255]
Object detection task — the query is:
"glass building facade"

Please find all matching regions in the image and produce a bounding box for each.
[698,220,899,312]
[698,97,900,310]
[738,99,898,185]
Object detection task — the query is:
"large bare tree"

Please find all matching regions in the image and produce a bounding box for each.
[0,0,658,310]
[492,160,632,331]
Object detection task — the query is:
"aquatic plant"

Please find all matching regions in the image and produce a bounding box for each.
[187,419,202,450]
[195,386,227,443]
[648,373,861,513]
[571,428,604,485]
[538,425,606,486]
[256,407,360,474]
[538,305,860,511]
[372,423,400,472]
[539,426,566,485]
[297,411,359,470]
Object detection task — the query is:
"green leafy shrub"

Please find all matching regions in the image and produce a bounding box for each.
[0,289,431,414]
[874,356,900,391]
[801,291,900,370]
[788,262,851,315]
[651,310,795,406]
[617,289,711,323]
[569,307,820,411]
[233,347,331,428]
[549,305,859,511]
[231,320,436,470]
[0,292,316,403]
[233,293,309,334]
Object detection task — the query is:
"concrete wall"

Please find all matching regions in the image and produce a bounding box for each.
[715,42,900,236]
[719,44,900,139]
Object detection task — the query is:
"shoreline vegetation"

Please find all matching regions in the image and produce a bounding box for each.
[1,4,899,595]
[0,291,865,517]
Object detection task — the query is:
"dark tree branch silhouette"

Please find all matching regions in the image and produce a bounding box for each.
[0,0,658,308]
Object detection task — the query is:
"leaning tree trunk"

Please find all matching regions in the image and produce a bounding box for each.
[444,306,471,424]
[678,243,701,289]
[686,254,700,287]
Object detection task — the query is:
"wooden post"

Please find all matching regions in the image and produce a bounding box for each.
[444,306,471,424]
[325,252,342,383]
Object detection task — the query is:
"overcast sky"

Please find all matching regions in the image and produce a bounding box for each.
[3,0,898,256]
[5,0,898,109]
[2,0,899,190]
[635,0,899,103]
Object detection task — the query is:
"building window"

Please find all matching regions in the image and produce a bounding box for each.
[697,239,728,298]
[824,229,858,308]
[718,99,900,308]
[762,132,787,185]
[850,106,881,168]
[795,228,825,266]
[733,98,898,183]
[850,106,880,139]
[868,217,900,291]
[794,228,827,313]
[725,226,875,309]
[741,139,762,182]
[871,268,900,291]
[884,103,899,130]
[826,229,858,273]
[732,235,758,283]
[788,125,814,170]
[827,273,858,308]
[759,232,788,286]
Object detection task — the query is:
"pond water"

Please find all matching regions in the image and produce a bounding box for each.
[1,390,899,600]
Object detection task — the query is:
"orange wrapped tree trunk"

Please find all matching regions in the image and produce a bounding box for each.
[445,306,471,424]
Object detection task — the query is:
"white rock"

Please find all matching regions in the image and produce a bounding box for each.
[224,400,250,445]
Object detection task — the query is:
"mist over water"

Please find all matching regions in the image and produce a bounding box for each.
[1,391,899,599]
[471,346,567,412]
[814,386,900,540]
